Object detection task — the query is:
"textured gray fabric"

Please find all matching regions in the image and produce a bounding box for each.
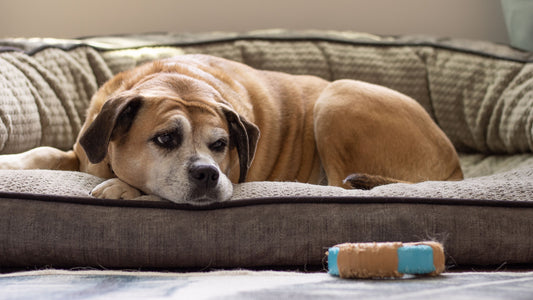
[0,155,531,202]
[0,47,112,153]
[0,165,532,268]
[0,193,532,268]
[0,169,102,197]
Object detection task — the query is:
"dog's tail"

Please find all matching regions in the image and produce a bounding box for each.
[343,173,409,190]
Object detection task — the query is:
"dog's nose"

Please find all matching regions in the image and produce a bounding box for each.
[189,164,219,189]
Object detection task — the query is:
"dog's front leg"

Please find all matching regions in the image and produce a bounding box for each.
[91,178,142,200]
[0,146,79,171]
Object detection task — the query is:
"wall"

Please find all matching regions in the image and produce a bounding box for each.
[0,0,510,44]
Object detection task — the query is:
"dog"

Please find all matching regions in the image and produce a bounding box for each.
[0,54,463,204]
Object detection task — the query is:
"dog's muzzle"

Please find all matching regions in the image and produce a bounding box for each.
[187,162,224,202]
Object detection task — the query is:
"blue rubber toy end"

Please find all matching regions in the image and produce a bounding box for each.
[397,245,435,274]
[328,247,340,276]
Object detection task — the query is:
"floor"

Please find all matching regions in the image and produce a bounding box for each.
[1,269,532,299]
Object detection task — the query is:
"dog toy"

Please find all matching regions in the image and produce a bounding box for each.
[327,241,445,279]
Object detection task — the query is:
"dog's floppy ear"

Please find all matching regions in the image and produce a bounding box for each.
[79,95,143,164]
[222,106,260,183]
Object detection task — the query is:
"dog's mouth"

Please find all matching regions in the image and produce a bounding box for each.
[145,162,233,205]
[152,181,233,206]
[188,195,221,206]
[152,190,228,206]
[186,188,230,206]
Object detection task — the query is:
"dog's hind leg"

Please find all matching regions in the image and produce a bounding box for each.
[0,146,79,171]
[313,79,462,189]
[313,80,394,188]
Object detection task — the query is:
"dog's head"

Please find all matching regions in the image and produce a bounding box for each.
[79,73,259,205]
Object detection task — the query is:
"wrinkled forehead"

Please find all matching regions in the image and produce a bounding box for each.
[120,72,230,139]
[133,97,227,138]
[132,73,222,106]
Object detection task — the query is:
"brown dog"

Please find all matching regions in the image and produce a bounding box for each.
[0,54,462,204]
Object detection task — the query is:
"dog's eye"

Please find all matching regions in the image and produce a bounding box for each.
[209,138,227,153]
[153,132,181,149]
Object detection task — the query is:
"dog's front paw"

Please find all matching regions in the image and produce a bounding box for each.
[91,178,142,199]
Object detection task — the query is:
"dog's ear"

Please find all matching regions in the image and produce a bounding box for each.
[221,106,260,183]
[79,95,143,164]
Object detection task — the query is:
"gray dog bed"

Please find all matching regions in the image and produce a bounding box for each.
[0,30,532,269]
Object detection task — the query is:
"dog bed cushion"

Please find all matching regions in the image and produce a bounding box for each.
[0,30,532,269]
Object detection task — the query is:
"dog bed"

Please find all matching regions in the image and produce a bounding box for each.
[0,30,532,270]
